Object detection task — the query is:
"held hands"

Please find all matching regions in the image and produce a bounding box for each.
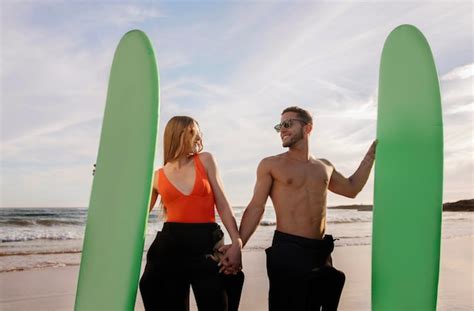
[217,241,242,275]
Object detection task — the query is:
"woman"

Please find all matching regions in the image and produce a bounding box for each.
[140,116,244,311]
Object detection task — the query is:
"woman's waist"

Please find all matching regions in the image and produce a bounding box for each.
[156,222,222,253]
[165,201,216,223]
[162,221,218,230]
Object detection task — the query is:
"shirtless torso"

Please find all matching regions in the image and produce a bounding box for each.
[265,154,332,239]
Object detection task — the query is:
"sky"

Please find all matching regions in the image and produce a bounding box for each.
[1,0,472,208]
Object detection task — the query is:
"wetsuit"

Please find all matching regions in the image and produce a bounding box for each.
[266,231,345,311]
[140,154,244,311]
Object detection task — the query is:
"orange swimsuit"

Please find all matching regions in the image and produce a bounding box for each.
[158,154,216,223]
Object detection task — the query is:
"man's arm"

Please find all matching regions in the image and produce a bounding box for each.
[325,140,377,198]
[239,158,273,248]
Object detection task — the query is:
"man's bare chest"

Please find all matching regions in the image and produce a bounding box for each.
[271,161,330,190]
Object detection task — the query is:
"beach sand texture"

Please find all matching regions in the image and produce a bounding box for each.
[0,236,472,310]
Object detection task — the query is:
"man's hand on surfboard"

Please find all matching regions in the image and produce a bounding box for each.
[365,140,377,163]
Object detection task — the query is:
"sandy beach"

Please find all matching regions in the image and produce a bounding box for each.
[0,236,472,310]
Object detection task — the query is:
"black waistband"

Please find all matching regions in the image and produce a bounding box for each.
[153,222,222,255]
[272,230,334,250]
[162,222,218,231]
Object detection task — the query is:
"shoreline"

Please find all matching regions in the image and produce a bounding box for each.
[1,235,472,310]
[328,198,474,212]
[3,233,472,274]
[2,199,473,211]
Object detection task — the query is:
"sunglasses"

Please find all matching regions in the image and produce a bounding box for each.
[274,119,308,133]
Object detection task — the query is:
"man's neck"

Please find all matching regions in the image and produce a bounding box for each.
[287,141,311,161]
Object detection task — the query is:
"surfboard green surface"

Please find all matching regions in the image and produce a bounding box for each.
[75,30,159,310]
[372,25,443,310]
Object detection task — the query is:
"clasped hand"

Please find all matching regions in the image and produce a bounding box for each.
[212,243,242,275]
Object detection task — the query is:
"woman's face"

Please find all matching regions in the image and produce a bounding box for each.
[187,121,202,153]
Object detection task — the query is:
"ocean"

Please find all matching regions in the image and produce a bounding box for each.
[0,207,472,273]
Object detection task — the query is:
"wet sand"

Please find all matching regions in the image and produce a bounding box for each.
[0,236,472,310]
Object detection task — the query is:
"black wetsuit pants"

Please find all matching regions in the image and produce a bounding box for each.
[266,231,345,311]
[140,222,244,311]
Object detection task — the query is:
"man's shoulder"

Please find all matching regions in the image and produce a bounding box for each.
[257,154,288,172]
[317,158,334,168]
[261,153,286,164]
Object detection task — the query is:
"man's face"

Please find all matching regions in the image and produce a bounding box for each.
[278,112,306,148]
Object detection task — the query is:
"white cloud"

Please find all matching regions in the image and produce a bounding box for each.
[442,63,474,81]
[103,4,163,26]
[440,60,474,202]
[1,1,473,207]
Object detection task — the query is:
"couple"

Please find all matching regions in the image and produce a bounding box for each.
[139,106,376,311]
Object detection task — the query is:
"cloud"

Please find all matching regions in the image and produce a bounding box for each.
[1,1,473,207]
[101,4,163,26]
[439,61,474,202]
[442,63,474,81]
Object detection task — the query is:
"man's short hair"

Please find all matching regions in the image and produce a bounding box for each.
[281,106,313,124]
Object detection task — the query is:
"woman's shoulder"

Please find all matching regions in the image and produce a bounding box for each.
[196,152,217,171]
[197,151,213,162]
[153,167,164,184]
[151,169,160,191]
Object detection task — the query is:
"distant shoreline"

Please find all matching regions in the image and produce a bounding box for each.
[2,199,473,211]
[328,199,474,212]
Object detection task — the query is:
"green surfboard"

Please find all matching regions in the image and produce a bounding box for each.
[75,30,159,310]
[372,25,443,310]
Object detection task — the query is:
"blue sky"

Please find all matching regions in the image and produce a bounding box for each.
[1,0,472,207]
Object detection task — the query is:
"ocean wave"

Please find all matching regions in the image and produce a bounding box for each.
[335,241,372,247]
[336,235,372,239]
[0,219,36,226]
[0,219,85,227]
[0,249,82,257]
[0,262,79,273]
[258,218,371,226]
[327,219,372,224]
[441,233,474,239]
[1,231,84,243]
[259,220,276,226]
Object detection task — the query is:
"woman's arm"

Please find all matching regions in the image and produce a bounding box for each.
[200,152,242,272]
[149,170,160,213]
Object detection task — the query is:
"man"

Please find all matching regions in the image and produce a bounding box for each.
[239,106,376,310]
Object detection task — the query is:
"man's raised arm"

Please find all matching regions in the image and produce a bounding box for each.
[325,140,377,198]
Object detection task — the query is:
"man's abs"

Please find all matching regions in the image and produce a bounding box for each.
[271,185,327,239]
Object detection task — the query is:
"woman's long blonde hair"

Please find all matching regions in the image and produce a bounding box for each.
[163,116,203,166]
